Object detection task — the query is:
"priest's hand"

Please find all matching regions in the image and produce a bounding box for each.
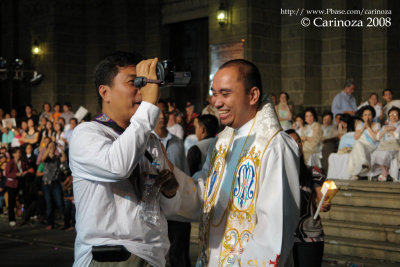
[154,169,179,198]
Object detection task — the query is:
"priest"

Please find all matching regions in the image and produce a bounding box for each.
[168,59,301,266]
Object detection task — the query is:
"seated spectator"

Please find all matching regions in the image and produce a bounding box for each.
[321,111,339,173]
[37,116,47,133]
[52,103,62,122]
[358,93,382,122]
[60,102,75,127]
[382,89,400,123]
[62,118,77,147]
[39,103,53,122]
[52,122,65,149]
[40,120,55,143]
[293,112,305,137]
[187,114,219,175]
[334,113,341,126]
[21,105,38,125]
[371,107,400,182]
[337,114,356,150]
[347,106,381,179]
[1,122,15,148]
[275,92,293,130]
[20,118,40,148]
[301,108,322,164]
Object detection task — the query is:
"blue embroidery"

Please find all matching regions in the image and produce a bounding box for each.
[233,162,255,209]
[208,170,218,198]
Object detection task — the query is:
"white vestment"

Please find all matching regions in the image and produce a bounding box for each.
[173,101,300,266]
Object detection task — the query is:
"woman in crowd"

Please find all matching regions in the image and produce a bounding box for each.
[275,92,293,130]
[301,108,322,163]
[358,93,383,122]
[286,129,331,267]
[321,111,339,173]
[41,141,66,230]
[52,103,62,122]
[5,147,27,226]
[293,113,305,137]
[52,122,65,149]
[40,120,55,142]
[347,105,381,179]
[371,107,400,182]
[20,118,39,148]
[20,144,38,224]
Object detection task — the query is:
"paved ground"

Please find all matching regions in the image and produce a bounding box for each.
[0,214,344,267]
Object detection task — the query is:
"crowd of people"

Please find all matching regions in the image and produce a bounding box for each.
[0,51,398,267]
[272,84,400,182]
[0,103,77,229]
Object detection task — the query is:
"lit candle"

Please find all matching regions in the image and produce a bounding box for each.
[313,180,338,220]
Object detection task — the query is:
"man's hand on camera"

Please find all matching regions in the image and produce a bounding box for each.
[154,169,179,198]
[136,58,159,105]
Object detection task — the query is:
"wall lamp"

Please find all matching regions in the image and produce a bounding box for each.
[32,40,41,55]
[217,2,228,27]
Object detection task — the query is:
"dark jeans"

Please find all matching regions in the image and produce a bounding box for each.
[293,241,324,267]
[7,187,18,222]
[64,199,75,228]
[167,220,191,267]
[42,182,64,226]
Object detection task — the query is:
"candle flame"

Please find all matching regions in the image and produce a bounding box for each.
[323,180,337,190]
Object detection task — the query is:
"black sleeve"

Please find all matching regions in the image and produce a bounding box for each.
[187,145,202,176]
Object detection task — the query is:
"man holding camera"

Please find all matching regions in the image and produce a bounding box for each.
[69,51,180,267]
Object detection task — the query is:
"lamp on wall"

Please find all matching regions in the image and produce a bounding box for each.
[216,2,228,27]
[32,40,40,55]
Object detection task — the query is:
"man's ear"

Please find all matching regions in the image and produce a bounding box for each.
[249,86,260,106]
[99,85,111,104]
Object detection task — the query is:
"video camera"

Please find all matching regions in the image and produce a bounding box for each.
[134,60,191,88]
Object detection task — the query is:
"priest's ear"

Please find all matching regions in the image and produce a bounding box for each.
[248,86,261,107]
[98,85,111,104]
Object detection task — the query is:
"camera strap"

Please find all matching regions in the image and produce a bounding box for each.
[94,113,154,200]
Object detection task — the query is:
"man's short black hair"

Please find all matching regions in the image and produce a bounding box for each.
[382,88,393,96]
[322,110,333,120]
[70,118,78,124]
[94,51,144,107]
[197,114,219,138]
[218,59,263,106]
[344,78,355,88]
[63,102,71,108]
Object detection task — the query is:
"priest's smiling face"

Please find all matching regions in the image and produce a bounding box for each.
[211,66,258,129]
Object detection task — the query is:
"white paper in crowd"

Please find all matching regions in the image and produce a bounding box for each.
[2,118,16,128]
[74,106,88,122]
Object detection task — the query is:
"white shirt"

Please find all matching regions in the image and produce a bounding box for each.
[69,102,181,267]
[167,123,184,140]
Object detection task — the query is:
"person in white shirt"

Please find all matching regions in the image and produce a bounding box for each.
[69,51,180,267]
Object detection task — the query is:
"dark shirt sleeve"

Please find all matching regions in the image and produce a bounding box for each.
[187,145,202,176]
[311,166,325,188]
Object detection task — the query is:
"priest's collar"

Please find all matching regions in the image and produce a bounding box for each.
[235,117,255,136]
